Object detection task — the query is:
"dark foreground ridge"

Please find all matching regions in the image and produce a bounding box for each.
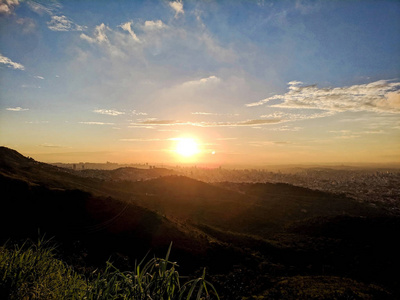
[1,146,399,299]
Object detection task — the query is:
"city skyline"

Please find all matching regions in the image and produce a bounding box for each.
[1,0,399,165]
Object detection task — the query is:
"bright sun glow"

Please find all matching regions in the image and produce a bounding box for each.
[175,138,199,157]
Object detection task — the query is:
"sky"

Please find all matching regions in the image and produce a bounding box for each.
[0,0,399,166]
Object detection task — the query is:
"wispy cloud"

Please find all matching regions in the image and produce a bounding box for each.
[143,20,166,30]
[260,110,335,122]
[169,1,184,18]
[81,23,110,44]
[21,84,40,89]
[198,33,237,63]
[16,17,37,34]
[237,119,281,126]
[132,110,148,116]
[80,23,126,57]
[27,1,59,15]
[38,143,64,148]
[119,21,140,42]
[25,121,49,124]
[0,53,24,70]
[138,120,185,125]
[182,75,221,87]
[264,125,303,131]
[79,121,114,125]
[26,1,83,31]
[246,80,400,114]
[6,107,29,111]
[92,109,146,117]
[192,112,239,116]
[93,109,125,116]
[133,118,282,127]
[47,15,84,31]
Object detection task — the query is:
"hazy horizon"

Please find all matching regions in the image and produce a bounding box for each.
[18,147,400,170]
[1,0,399,165]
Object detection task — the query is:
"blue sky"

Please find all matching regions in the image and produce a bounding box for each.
[1,0,399,165]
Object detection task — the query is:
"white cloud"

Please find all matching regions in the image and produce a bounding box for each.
[0,53,24,70]
[92,23,109,43]
[182,75,221,87]
[93,109,125,116]
[191,112,238,116]
[134,118,282,127]
[260,110,335,121]
[132,110,148,116]
[81,23,110,44]
[119,21,140,42]
[0,0,19,15]
[6,106,29,111]
[79,121,114,125]
[169,1,184,18]
[80,33,95,43]
[34,75,44,79]
[143,20,166,30]
[27,1,57,15]
[247,80,400,114]
[47,15,84,31]
[25,1,83,32]
[266,125,303,132]
[38,143,64,148]
[81,23,130,58]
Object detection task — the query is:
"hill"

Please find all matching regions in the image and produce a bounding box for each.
[1,146,399,299]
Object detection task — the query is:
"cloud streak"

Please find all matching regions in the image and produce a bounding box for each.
[93,109,125,116]
[133,118,282,127]
[81,23,110,44]
[26,1,83,31]
[182,75,221,87]
[6,107,29,111]
[247,80,400,113]
[47,15,84,31]
[79,121,114,125]
[0,53,24,70]
[119,21,140,42]
[192,112,239,116]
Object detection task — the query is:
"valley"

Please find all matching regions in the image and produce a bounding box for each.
[1,146,399,299]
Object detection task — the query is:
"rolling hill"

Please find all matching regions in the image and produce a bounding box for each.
[1,146,399,299]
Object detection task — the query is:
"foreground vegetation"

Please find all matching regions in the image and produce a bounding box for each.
[0,238,218,300]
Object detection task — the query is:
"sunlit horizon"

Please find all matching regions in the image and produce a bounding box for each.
[1,1,399,166]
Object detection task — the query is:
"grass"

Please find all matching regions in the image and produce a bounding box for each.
[0,238,219,300]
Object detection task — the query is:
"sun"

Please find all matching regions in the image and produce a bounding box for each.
[175,138,199,157]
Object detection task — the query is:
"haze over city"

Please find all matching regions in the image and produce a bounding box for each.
[1,0,399,165]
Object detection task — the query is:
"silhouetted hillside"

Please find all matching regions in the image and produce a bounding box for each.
[0,173,211,266]
[72,166,177,181]
[1,146,399,299]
